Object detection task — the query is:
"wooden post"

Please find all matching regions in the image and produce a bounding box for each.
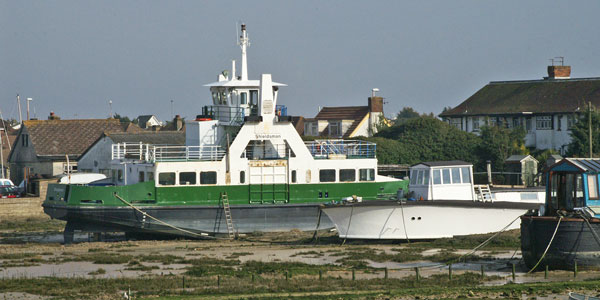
[512,263,516,281]
[448,264,453,280]
[352,269,356,281]
[574,260,578,278]
[480,265,485,278]
[319,270,323,280]
[182,276,185,290]
[415,267,420,282]
[384,268,388,280]
[285,271,289,281]
[252,274,255,282]
[217,275,220,287]
[545,265,548,279]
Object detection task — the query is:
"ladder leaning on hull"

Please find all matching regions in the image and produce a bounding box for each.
[220,192,236,239]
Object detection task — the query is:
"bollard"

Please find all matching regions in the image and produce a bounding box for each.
[415,267,420,282]
[480,265,485,278]
[319,270,323,280]
[217,275,220,287]
[384,267,388,280]
[352,269,356,281]
[512,263,516,281]
[545,265,548,279]
[574,260,578,278]
[448,264,453,280]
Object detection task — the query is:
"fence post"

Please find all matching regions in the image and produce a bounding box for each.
[352,269,356,281]
[480,265,485,278]
[512,263,516,281]
[415,267,420,283]
[319,270,323,280]
[448,264,452,280]
[384,268,388,280]
[545,265,548,279]
[574,260,578,278]
[217,275,220,287]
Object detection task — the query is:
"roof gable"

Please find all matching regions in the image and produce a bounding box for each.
[440,78,600,117]
[22,119,126,158]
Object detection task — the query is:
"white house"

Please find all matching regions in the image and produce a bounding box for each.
[439,65,600,154]
[136,115,163,129]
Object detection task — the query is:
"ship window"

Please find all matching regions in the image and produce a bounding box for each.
[319,169,336,182]
[179,172,196,185]
[442,169,451,184]
[588,175,598,199]
[147,172,154,182]
[240,171,245,184]
[220,91,227,105]
[240,92,247,105]
[291,170,297,183]
[423,170,429,185]
[212,92,218,105]
[410,170,417,185]
[433,169,441,185]
[461,167,471,183]
[451,168,461,184]
[339,169,355,182]
[416,170,424,185]
[139,172,145,182]
[118,170,123,182]
[250,90,258,105]
[576,174,584,207]
[359,169,375,181]
[200,171,217,185]
[158,172,176,185]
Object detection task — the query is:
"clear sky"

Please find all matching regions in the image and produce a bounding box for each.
[2,1,600,122]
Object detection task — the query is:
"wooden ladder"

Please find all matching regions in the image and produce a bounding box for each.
[474,185,493,202]
[221,192,235,239]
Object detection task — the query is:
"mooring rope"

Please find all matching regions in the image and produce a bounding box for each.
[399,200,411,243]
[114,193,218,240]
[526,216,563,274]
[341,204,355,246]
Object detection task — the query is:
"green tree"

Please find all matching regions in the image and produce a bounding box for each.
[112,113,131,123]
[567,110,600,157]
[475,125,527,171]
[395,107,420,124]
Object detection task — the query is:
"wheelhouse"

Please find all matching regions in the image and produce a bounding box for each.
[545,158,600,217]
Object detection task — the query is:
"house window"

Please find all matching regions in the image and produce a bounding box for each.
[304,122,318,136]
[200,171,217,185]
[489,118,497,127]
[319,169,336,182]
[451,118,462,130]
[525,117,532,131]
[536,116,552,130]
[359,169,375,181]
[21,134,28,147]
[512,117,522,128]
[329,121,341,137]
[158,172,175,185]
[472,118,480,131]
[179,172,196,185]
[240,92,247,105]
[588,175,598,199]
[556,115,562,131]
[567,115,577,129]
[339,169,355,182]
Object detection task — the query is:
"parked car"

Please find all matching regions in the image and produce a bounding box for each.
[0,185,20,198]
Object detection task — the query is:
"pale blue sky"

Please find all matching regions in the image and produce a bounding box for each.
[2,1,600,122]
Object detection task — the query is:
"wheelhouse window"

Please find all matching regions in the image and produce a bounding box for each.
[339,169,355,182]
[536,116,552,130]
[451,168,461,184]
[200,172,217,185]
[433,169,442,185]
[240,92,247,105]
[250,90,258,105]
[442,169,451,184]
[588,174,598,199]
[359,169,375,182]
[461,167,471,183]
[417,170,424,185]
[410,170,417,185]
[158,172,176,185]
[179,172,196,185]
[319,169,336,182]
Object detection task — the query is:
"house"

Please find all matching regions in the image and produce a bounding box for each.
[78,131,185,182]
[303,96,386,138]
[136,115,163,129]
[440,64,600,153]
[8,114,132,183]
[0,121,18,179]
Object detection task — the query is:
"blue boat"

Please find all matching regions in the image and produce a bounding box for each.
[521,158,600,270]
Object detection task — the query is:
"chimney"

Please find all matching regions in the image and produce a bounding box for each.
[368,97,383,113]
[48,111,61,120]
[175,115,183,131]
[547,65,571,79]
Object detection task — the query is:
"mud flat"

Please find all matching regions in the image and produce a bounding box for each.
[1,218,600,299]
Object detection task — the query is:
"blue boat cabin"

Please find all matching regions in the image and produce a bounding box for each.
[546,158,600,217]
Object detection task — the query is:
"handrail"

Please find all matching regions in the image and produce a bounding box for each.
[304,139,376,159]
[112,143,225,162]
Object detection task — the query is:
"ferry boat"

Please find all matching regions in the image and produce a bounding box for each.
[521,158,600,270]
[321,161,544,239]
[42,25,407,242]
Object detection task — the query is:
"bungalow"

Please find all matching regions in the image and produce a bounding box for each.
[8,114,132,183]
[303,96,386,138]
[440,64,600,153]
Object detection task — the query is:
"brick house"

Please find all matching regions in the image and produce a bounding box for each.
[303,96,386,138]
[439,65,600,153]
[8,115,133,183]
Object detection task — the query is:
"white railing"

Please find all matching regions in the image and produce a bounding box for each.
[304,140,376,159]
[111,143,225,162]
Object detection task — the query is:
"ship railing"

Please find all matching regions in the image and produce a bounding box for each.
[202,105,245,126]
[304,140,376,159]
[152,145,226,162]
[112,143,226,162]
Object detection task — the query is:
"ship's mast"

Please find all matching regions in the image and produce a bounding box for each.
[238,24,250,81]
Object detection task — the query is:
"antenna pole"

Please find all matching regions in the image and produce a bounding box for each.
[238,24,249,81]
[17,94,23,124]
[109,100,113,118]
[589,101,593,158]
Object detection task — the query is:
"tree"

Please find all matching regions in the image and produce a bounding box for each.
[567,110,600,157]
[475,125,527,171]
[395,107,420,124]
[112,113,131,123]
